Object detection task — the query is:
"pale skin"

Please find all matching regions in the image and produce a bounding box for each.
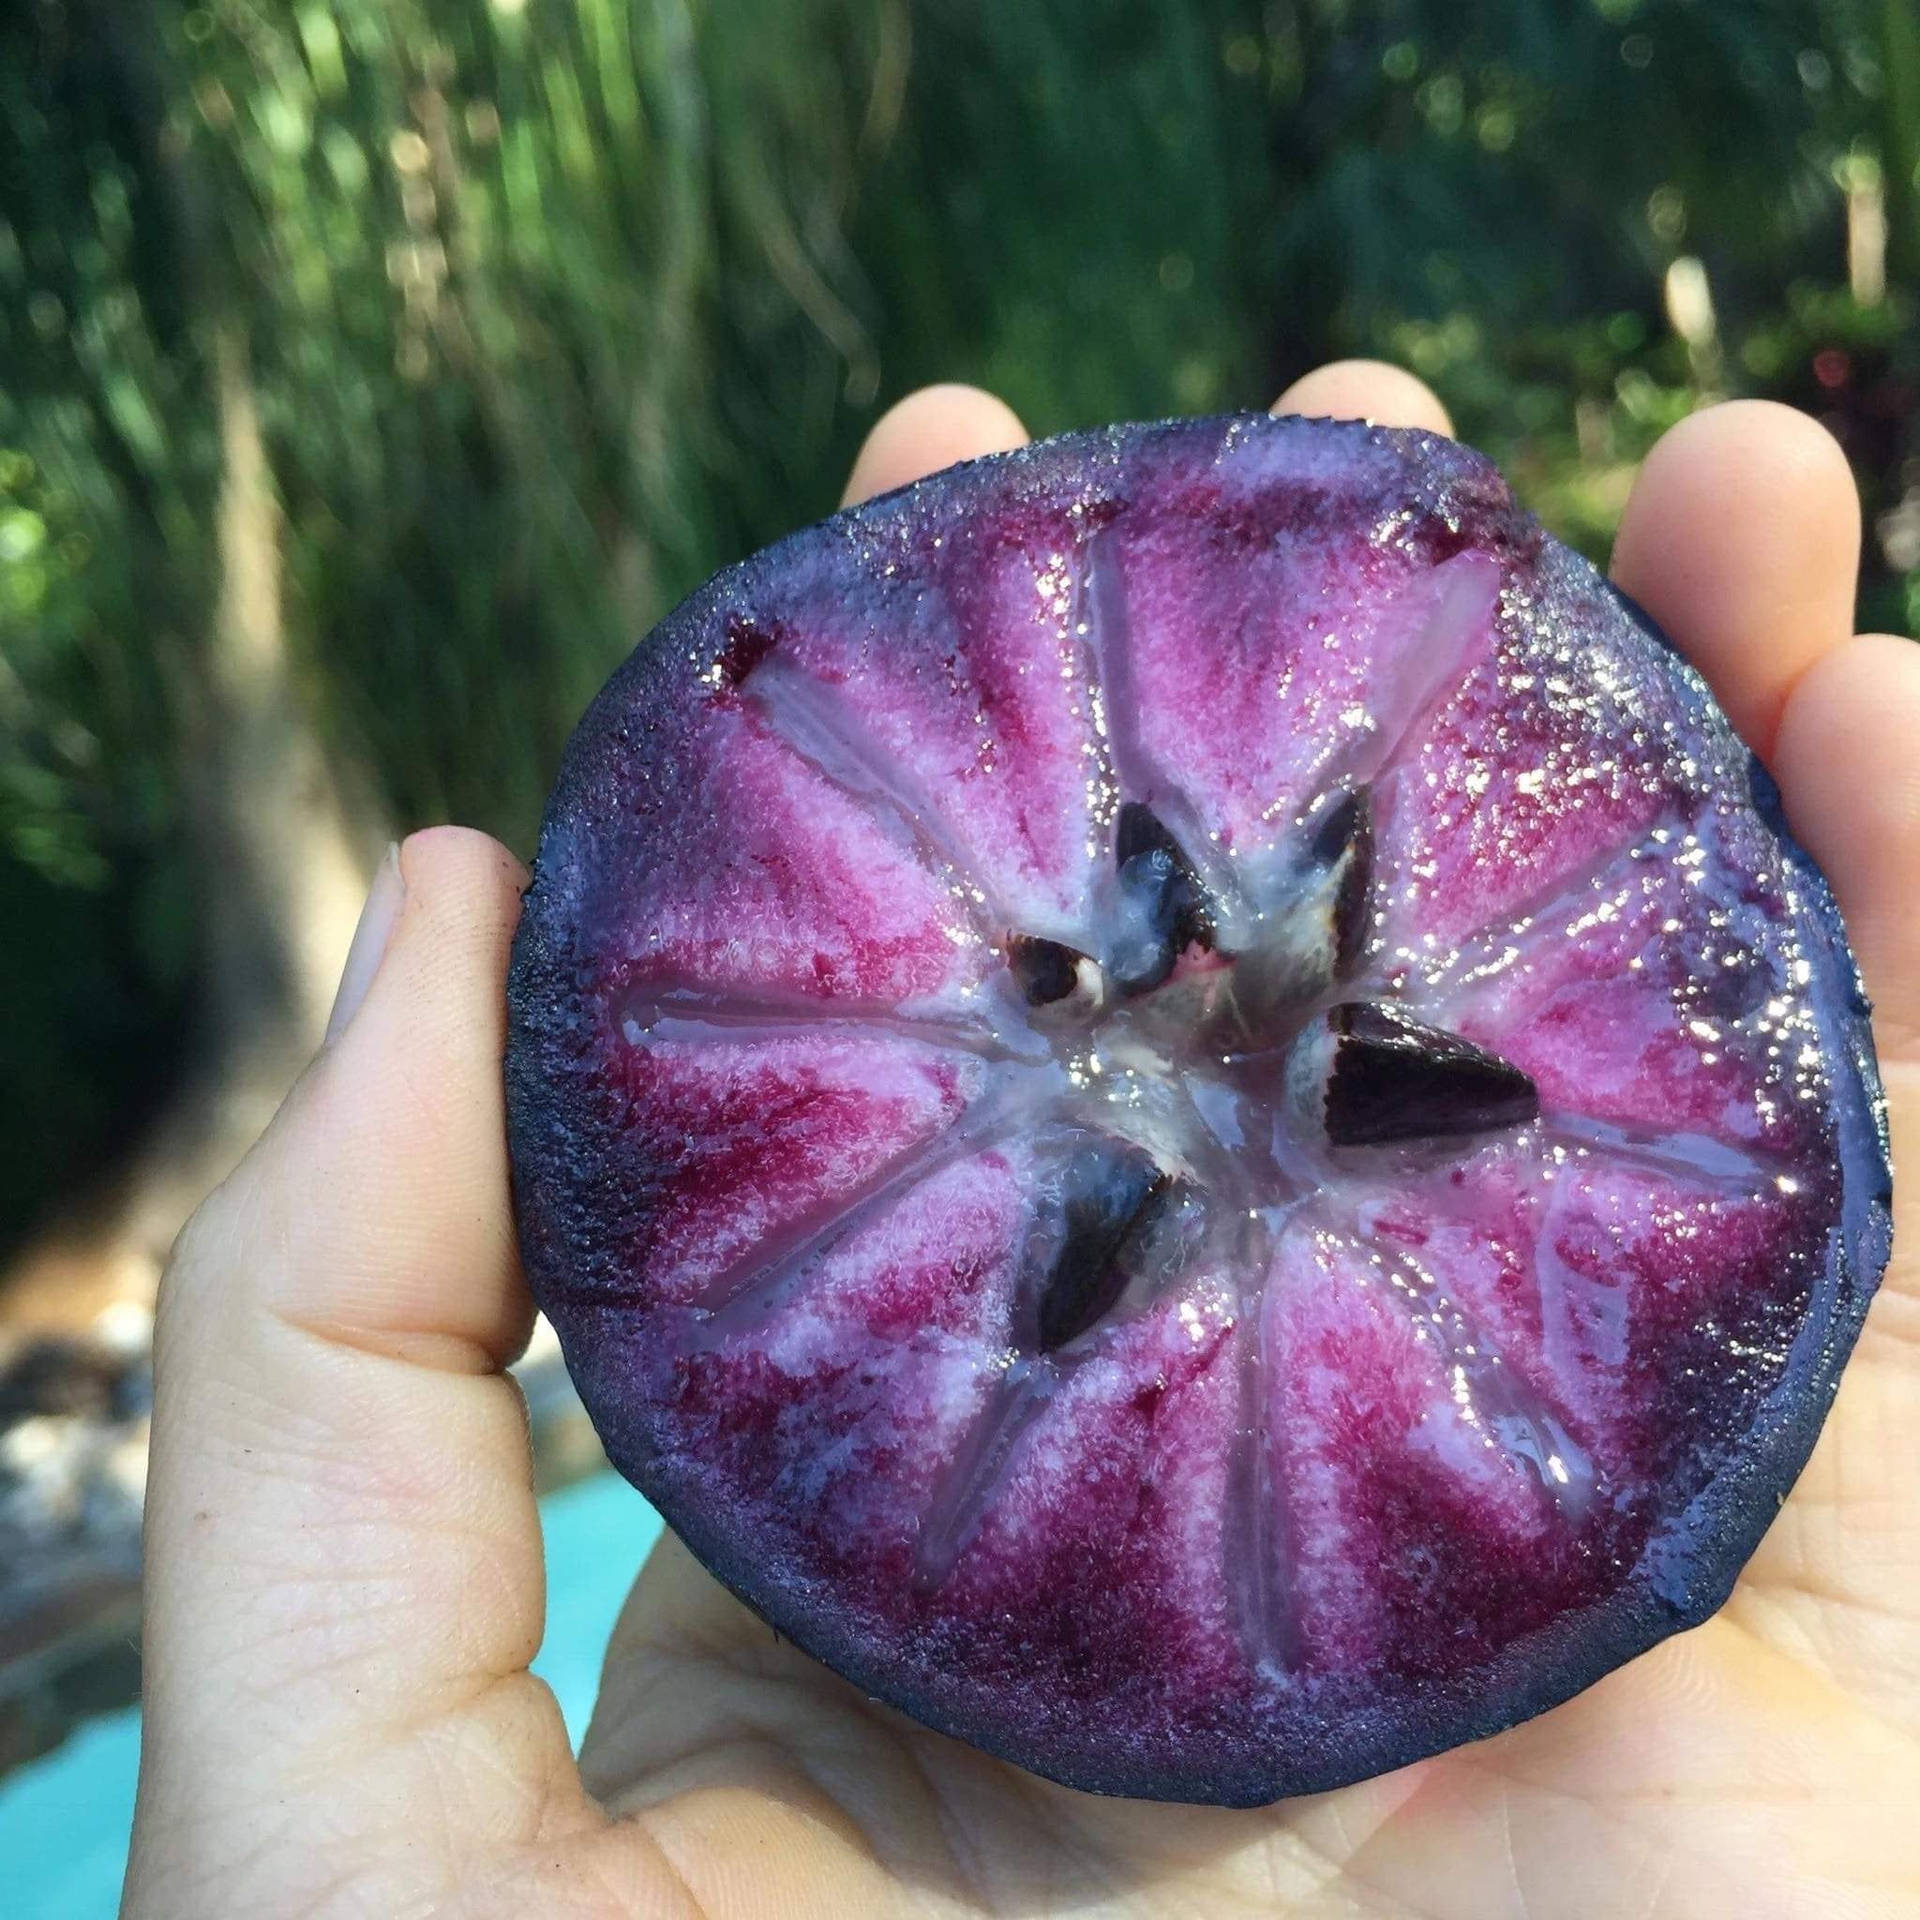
[124,363,1920,1917]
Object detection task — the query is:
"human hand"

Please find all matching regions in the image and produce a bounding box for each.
[124,368,1920,1917]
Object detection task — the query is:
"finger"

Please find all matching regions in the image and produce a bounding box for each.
[1273,359,1454,436]
[130,829,604,1906]
[1772,632,1920,1058]
[274,831,536,1371]
[1610,401,1860,760]
[841,382,1028,505]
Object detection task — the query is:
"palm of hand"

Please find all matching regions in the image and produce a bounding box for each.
[125,370,1920,1919]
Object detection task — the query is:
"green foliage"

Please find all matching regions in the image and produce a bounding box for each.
[162,0,896,840]
[0,0,1916,1249]
[0,6,210,898]
[860,1,1920,585]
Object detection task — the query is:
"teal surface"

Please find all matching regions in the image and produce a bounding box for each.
[0,1472,661,1917]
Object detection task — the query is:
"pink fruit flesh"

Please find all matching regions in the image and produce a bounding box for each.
[507,415,1890,1804]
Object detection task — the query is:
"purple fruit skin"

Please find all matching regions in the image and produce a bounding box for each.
[506,415,1891,1806]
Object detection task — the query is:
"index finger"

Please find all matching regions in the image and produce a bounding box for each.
[1273,359,1454,437]
[843,384,1028,505]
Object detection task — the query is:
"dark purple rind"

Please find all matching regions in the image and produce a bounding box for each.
[505,414,1892,1805]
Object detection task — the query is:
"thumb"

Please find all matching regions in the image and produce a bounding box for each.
[125,828,603,1915]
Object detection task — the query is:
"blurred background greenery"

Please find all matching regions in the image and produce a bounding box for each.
[1,0,1916,1266]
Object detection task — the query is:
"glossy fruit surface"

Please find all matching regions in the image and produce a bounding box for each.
[506,415,1891,1805]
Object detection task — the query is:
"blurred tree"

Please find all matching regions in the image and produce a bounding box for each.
[0,0,901,1270]
[171,0,901,841]
[860,0,1918,585]
[0,0,211,1261]
[0,0,1913,1267]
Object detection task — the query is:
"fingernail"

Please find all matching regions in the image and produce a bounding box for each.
[326,843,405,1044]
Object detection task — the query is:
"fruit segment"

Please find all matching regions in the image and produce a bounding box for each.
[731,508,1110,942]
[591,1020,995,1308]
[547,686,989,1010]
[1402,801,1829,1158]
[1258,1220,1578,1679]
[508,413,1890,1804]
[626,1149,1035,1597]
[930,1282,1247,1746]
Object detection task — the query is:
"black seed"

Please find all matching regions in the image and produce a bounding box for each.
[1109,803,1215,995]
[1007,934,1084,1007]
[1321,789,1375,977]
[1321,1001,1539,1148]
[1107,861,1183,994]
[1310,787,1363,866]
[1035,1144,1170,1353]
[1116,800,1186,869]
[1332,854,1372,977]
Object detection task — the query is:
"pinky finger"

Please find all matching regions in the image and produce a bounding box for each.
[1771,632,1920,1057]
